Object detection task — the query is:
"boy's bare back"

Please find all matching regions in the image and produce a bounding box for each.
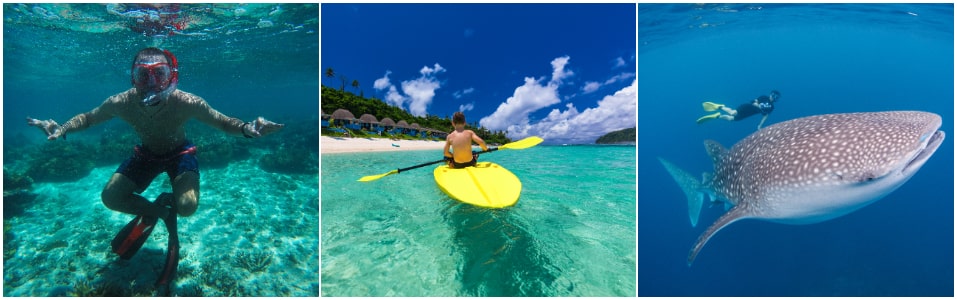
[445,129,485,163]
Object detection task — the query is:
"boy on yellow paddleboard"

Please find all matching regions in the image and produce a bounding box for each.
[444,112,488,169]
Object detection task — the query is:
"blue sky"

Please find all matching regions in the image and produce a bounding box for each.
[321,4,636,144]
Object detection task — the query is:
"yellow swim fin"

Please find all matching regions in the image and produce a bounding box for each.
[696,112,721,124]
[702,102,725,112]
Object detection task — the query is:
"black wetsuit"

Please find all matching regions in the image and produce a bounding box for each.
[733,95,775,121]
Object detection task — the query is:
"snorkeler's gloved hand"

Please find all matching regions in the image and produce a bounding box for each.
[25,117,64,140]
[243,116,285,138]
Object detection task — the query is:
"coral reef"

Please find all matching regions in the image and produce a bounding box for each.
[40,240,68,252]
[195,134,237,169]
[94,123,140,166]
[276,118,320,153]
[201,259,246,296]
[234,250,273,273]
[258,145,318,174]
[68,279,136,297]
[188,122,253,169]
[4,220,16,260]
[4,167,38,218]
[3,167,33,192]
[178,283,205,296]
[3,131,34,166]
[70,280,95,297]
[25,140,96,182]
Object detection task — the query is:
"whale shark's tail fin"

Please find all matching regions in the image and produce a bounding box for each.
[658,157,706,227]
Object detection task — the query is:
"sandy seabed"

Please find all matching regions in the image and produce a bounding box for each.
[320,136,446,154]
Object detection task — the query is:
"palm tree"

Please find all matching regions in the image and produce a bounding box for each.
[338,75,347,92]
[351,79,360,94]
[325,68,335,85]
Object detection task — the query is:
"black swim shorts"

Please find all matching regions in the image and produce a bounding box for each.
[115,142,199,193]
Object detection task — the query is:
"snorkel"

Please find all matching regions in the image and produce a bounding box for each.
[132,48,179,106]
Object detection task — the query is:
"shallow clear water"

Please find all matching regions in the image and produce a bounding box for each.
[321,145,636,296]
[4,3,318,296]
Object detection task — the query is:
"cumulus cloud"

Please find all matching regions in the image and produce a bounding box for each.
[479,56,572,132]
[420,63,446,76]
[550,56,573,84]
[479,76,561,132]
[582,81,601,94]
[478,56,636,144]
[372,64,445,116]
[384,85,405,107]
[402,77,441,117]
[373,70,393,90]
[511,79,636,144]
[459,102,475,112]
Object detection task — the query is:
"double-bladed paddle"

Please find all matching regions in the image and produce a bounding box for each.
[358,136,543,182]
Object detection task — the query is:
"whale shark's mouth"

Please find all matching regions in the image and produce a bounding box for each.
[903,130,945,174]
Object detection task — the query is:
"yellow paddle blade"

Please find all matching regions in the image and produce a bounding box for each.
[499,136,543,150]
[358,170,398,182]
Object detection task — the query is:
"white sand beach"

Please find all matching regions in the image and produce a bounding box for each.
[321,136,446,154]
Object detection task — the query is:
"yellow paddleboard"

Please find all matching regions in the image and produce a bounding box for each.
[433,162,521,208]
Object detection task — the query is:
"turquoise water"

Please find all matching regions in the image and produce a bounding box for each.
[320,145,636,296]
[4,156,318,296]
[4,4,318,296]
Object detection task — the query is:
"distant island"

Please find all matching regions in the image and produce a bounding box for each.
[595,127,635,145]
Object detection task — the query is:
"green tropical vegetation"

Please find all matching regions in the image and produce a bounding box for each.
[320,83,510,145]
[595,127,635,144]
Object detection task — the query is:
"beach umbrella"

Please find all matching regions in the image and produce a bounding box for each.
[396,120,410,128]
[380,118,396,127]
[410,123,421,130]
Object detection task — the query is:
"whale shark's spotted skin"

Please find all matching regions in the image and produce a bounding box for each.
[660,111,945,265]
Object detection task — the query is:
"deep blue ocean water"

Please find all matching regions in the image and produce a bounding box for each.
[3,4,318,296]
[639,4,953,297]
[321,145,636,296]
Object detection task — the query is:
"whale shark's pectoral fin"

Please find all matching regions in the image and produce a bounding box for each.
[688,204,751,266]
[658,157,706,227]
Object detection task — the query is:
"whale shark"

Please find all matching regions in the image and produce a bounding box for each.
[659,111,945,265]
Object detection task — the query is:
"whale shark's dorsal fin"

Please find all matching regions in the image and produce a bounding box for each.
[703,139,728,168]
